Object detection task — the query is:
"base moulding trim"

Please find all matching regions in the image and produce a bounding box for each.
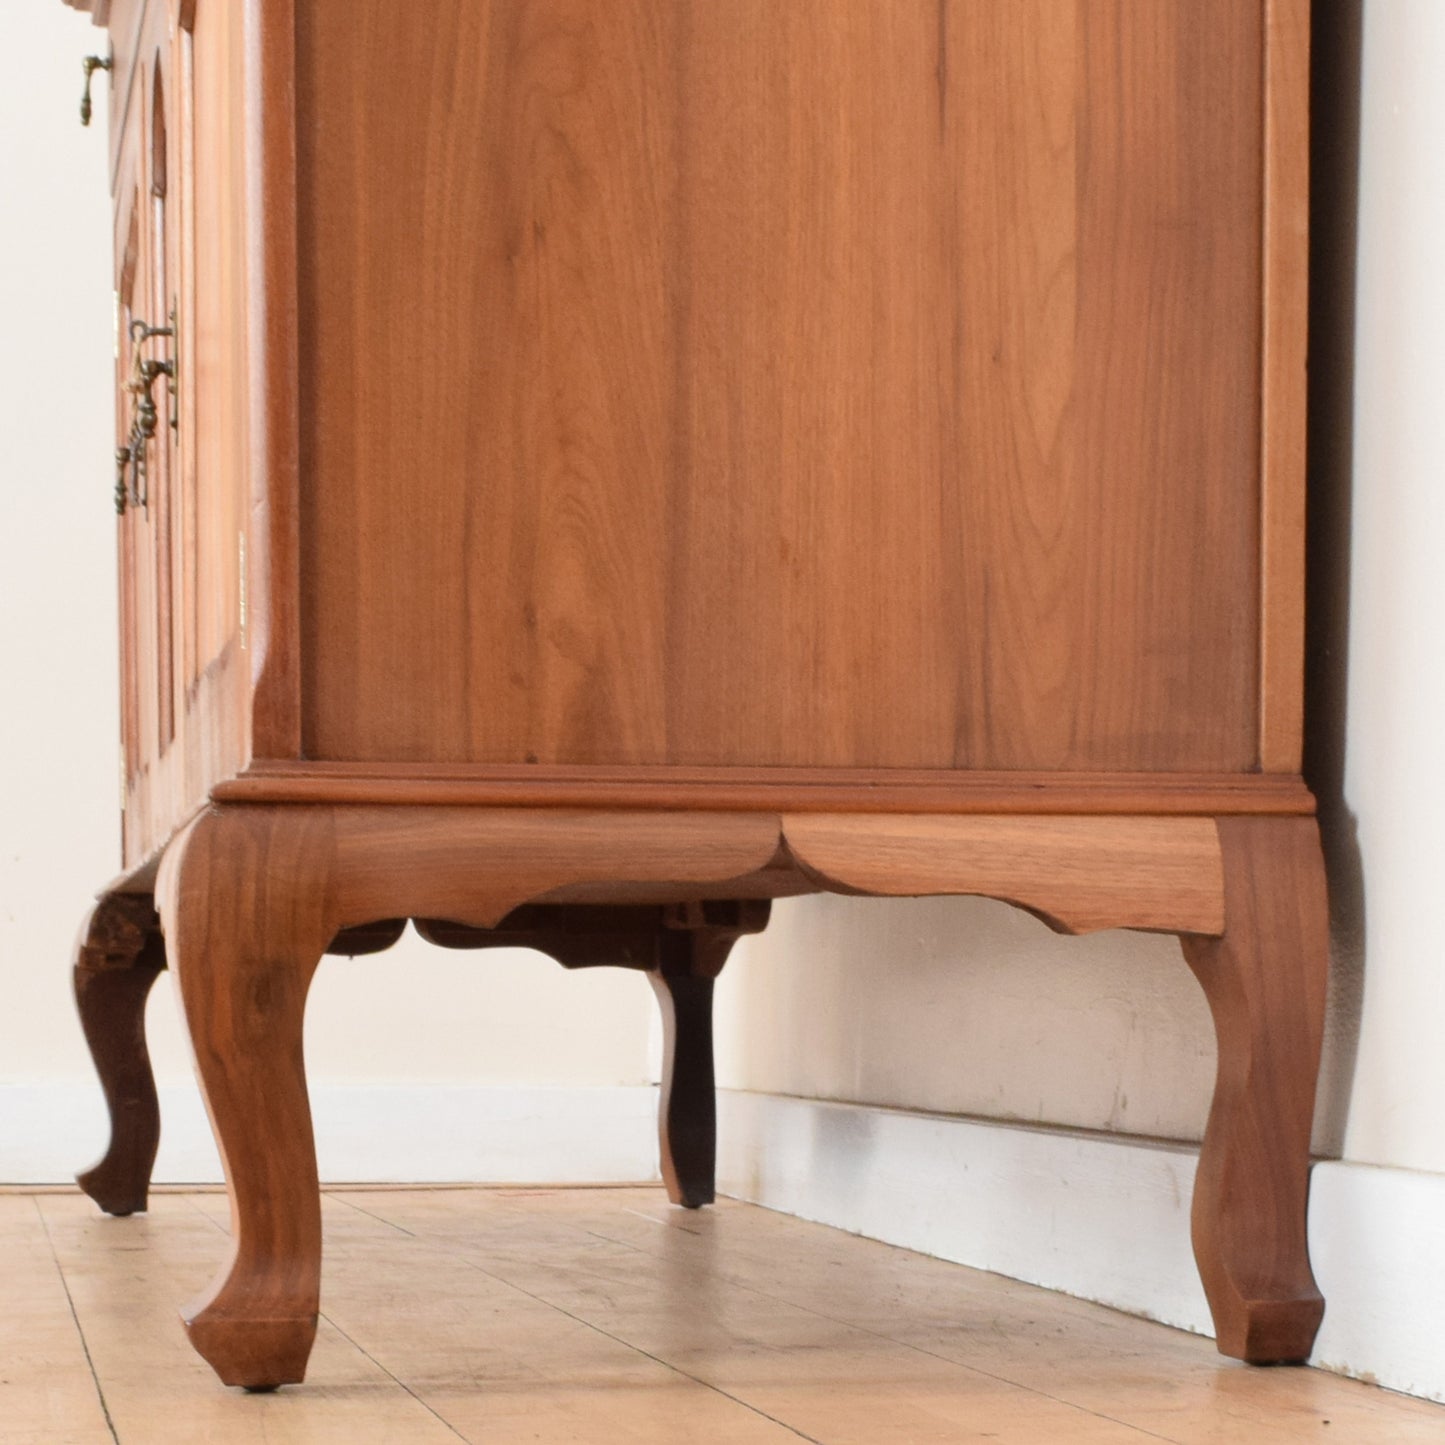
[715,1090,1445,1406]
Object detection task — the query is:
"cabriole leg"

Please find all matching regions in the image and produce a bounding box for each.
[650,902,769,1209]
[1181,816,1329,1364]
[157,807,335,1390]
[649,967,718,1208]
[74,893,166,1216]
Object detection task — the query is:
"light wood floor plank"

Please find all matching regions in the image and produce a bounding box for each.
[339,1187,1445,1445]
[314,1192,819,1443]
[35,1194,467,1444]
[332,1189,1165,1442]
[0,1196,114,1445]
[190,1188,816,1443]
[9,1187,1443,1444]
[601,1194,1445,1445]
[540,1189,1445,1444]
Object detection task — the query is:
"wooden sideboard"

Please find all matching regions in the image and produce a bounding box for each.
[62,0,1326,1390]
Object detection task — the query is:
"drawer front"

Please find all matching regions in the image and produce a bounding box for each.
[294,0,1280,776]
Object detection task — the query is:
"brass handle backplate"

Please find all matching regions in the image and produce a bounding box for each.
[117,313,177,515]
[80,55,111,127]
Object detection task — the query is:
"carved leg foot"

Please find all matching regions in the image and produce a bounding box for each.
[157,808,334,1389]
[1181,817,1329,1364]
[651,902,770,1209]
[74,894,166,1216]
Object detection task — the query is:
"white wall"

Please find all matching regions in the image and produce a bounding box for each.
[0,5,657,1184]
[717,896,1214,1141]
[1,11,124,1098]
[1334,0,1445,1176]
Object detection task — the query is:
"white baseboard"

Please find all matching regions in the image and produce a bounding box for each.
[1308,1162,1445,1405]
[0,1082,661,1186]
[716,1089,1445,1405]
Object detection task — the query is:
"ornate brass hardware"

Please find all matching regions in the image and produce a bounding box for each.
[118,314,177,513]
[114,446,132,515]
[80,56,111,127]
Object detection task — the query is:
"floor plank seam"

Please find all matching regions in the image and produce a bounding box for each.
[327,1191,826,1441]
[329,1191,1170,1437]
[455,1246,828,1443]
[326,1190,419,1238]
[573,1216,1182,1442]
[317,1308,475,1444]
[32,1196,122,1445]
[182,1194,229,1234]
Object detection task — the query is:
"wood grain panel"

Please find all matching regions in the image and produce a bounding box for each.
[296,0,678,765]
[188,0,246,681]
[1076,0,1264,767]
[116,53,164,850]
[326,806,785,929]
[662,1,961,769]
[946,1,1080,766]
[294,1,1267,773]
[1258,0,1312,770]
[150,59,177,753]
[782,813,1225,936]
[952,1,1263,768]
[246,0,304,759]
[118,0,252,864]
[114,176,142,788]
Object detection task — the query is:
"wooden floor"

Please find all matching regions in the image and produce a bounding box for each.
[6,1187,1443,1444]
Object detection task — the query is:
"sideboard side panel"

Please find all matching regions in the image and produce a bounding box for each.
[292,0,1270,775]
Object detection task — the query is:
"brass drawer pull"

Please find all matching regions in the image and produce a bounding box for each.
[80,55,111,127]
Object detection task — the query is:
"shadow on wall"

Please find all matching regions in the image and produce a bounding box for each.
[1303,0,1364,1159]
[716,893,1216,1142]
